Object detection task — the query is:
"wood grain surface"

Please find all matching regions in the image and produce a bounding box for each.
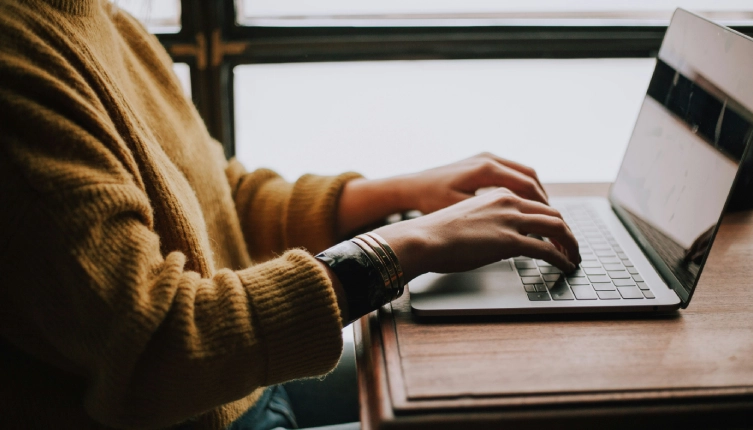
[356,183,753,429]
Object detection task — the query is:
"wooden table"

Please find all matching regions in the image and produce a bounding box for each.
[354,183,753,429]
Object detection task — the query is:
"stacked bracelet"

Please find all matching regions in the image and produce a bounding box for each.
[315,233,405,324]
[354,233,405,302]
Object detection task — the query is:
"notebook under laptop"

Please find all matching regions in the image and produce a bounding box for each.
[410,9,753,316]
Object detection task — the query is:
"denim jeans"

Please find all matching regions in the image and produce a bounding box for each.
[226,336,360,430]
[226,385,297,430]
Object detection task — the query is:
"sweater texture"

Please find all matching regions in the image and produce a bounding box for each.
[0,0,361,428]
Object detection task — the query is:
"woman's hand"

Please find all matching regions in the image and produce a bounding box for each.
[336,153,548,238]
[398,152,548,214]
[373,187,580,282]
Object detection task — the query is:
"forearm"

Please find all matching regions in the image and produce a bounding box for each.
[336,176,414,239]
[231,165,363,259]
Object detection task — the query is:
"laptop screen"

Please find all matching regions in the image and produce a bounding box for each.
[609,9,753,305]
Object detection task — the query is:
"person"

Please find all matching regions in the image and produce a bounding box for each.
[0,1,580,429]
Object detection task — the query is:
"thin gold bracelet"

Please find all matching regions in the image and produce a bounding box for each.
[364,232,405,300]
[356,234,398,294]
[351,237,393,292]
[366,233,404,280]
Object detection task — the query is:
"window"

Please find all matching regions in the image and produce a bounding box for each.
[116,0,181,33]
[234,59,654,183]
[128,1,753,182]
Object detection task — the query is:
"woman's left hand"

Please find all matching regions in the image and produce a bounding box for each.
[337,152,548,238]
[397,152,547,215]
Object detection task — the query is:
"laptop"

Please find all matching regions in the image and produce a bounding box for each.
[410,8,753,316]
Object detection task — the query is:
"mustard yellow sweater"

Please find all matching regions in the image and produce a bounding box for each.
[0,0,361,428]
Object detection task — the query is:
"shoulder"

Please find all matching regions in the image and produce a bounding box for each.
[0,3,140,195]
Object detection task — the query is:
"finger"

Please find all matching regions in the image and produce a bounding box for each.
[550,237,565,254]
[508,197,574,235]
[517,214,580,264]
[480,163,548,205]
[479,153,548,199]
[515,235,576,273]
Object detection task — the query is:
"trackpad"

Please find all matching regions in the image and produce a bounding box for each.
[409,260,521,301]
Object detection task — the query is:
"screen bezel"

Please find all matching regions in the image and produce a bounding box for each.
[607,8,753,308]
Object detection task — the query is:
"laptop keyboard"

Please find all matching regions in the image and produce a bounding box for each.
[516,204,655,302]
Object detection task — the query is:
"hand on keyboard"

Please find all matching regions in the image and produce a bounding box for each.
[517,203,655,301]
[374,187,581,281]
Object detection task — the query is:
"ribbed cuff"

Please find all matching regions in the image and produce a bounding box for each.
[237,249,344,384]
[286,172,363,255]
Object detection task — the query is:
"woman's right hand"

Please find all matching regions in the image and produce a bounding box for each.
[373,187,580,282]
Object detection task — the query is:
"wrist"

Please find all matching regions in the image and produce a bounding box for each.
[355,176,416,213]
[373,220,432,282]
[379,174,418,214]
[315,238,402,325]
[337,176,416,238]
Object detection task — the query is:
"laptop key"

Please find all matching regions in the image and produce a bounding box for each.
[608,271,631,279]
[636,282,649,290]
[569,269,586,277]
[524,285,537,293]
[521,276,543,284]
[571,285,598,300]
[581,261,602,268]
[543,274,562,282]
[617,286,644,299]
[643,290,656,299]
[596,290,621,300]
[539,266,562,274]
[548,281,575,300]
[567,277,590,285]
[627,267,640,274]
[599,257,620,264]
[603,263,624,271]
[527,292,551,301]
[613,278,636,287]
[633,275,644,282]
[588,275,611,283]
[584,268,606,275]
[595,250,615,257]
[535,284,548,292]
[593,283,616,291]
[515,260,537,269]
[617,253,630,260]
[622,260,634,267]
[518,269,541,277]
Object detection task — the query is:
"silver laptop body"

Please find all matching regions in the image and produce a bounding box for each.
[410,9,753,316]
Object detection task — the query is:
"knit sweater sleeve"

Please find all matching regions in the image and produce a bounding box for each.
[0,10,344,430]
[226,160,362,261]
[3,187,344,428]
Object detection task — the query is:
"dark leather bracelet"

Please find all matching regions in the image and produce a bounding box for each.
[316,241,390,324]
